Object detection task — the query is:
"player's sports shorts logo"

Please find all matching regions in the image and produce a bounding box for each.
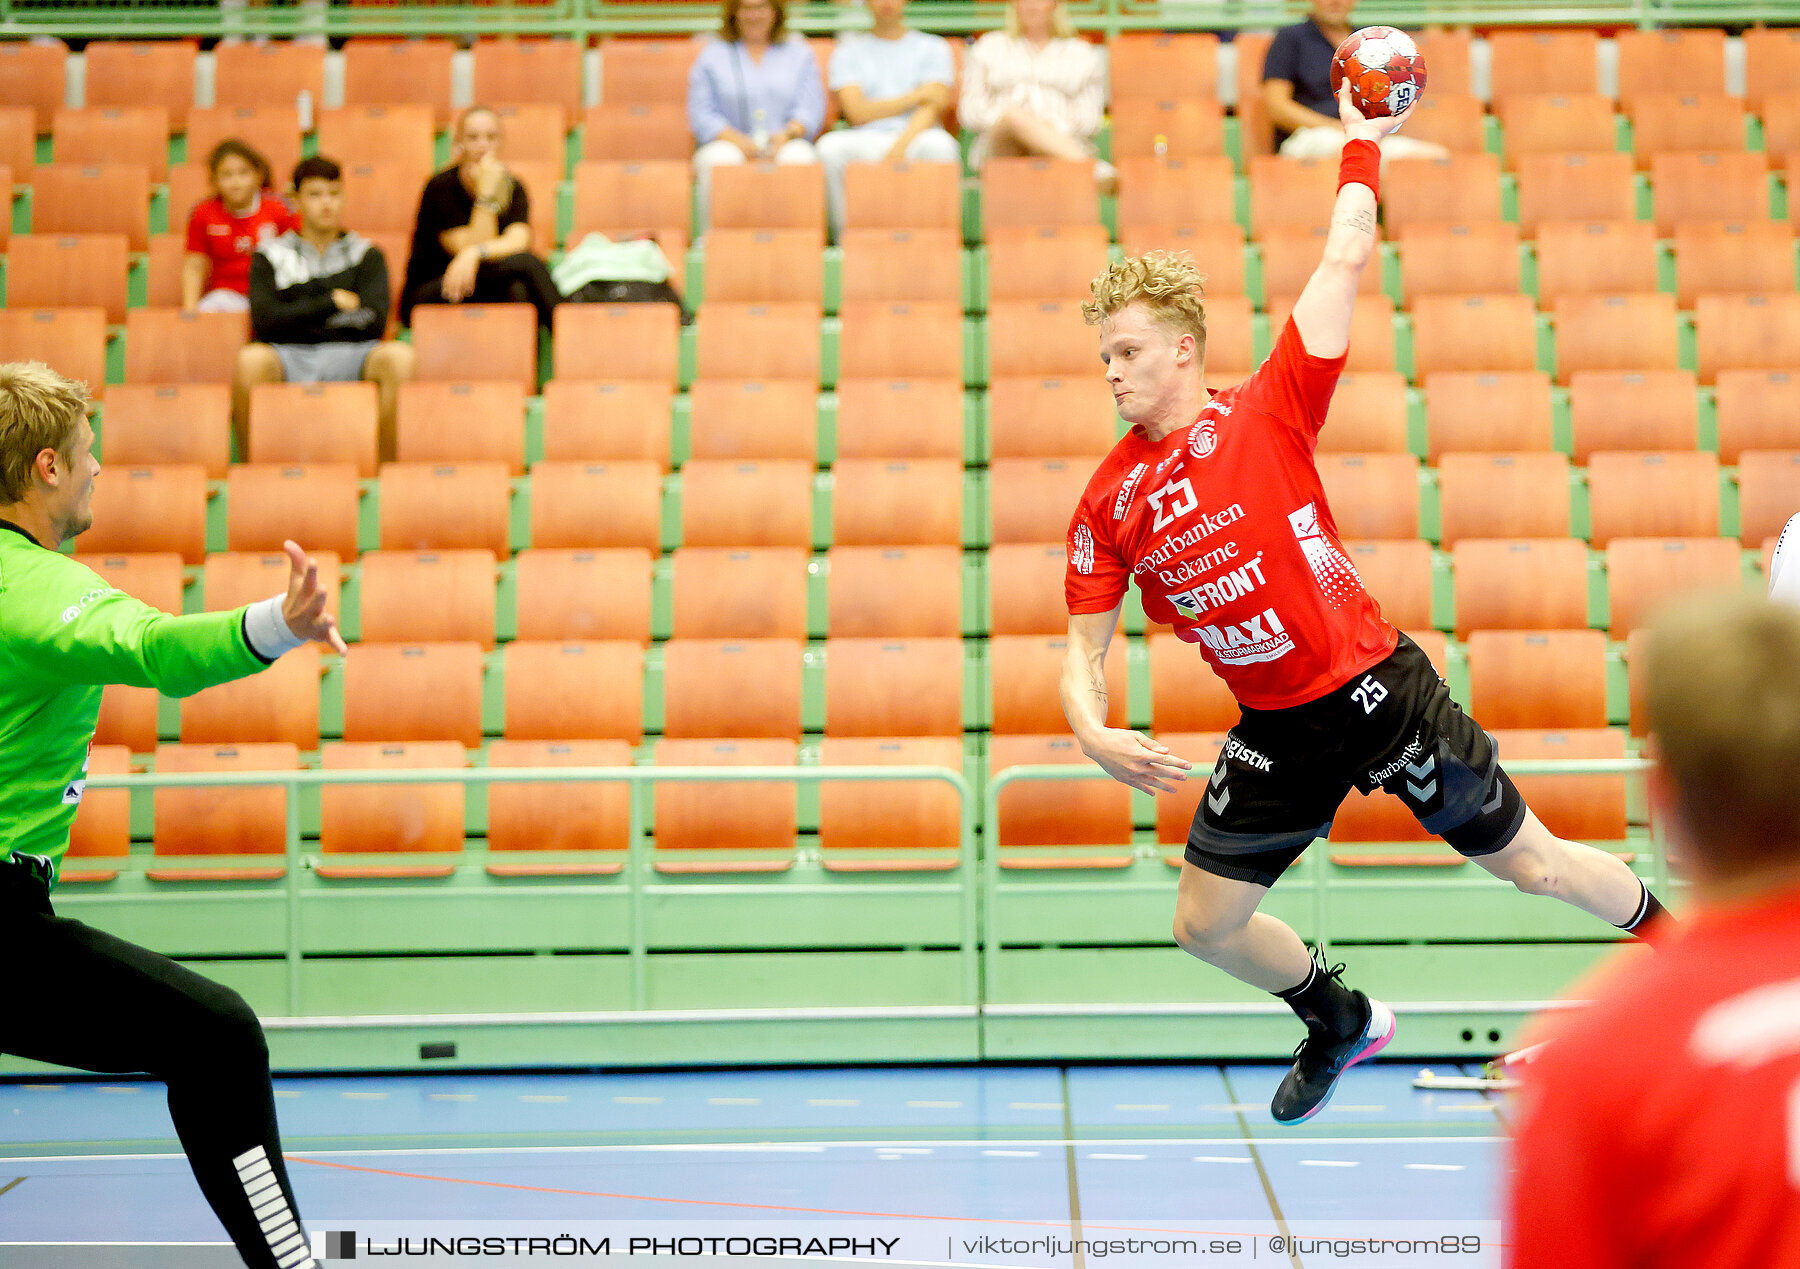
[1070,524,1095,575]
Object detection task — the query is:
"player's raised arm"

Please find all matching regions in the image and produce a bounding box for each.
[1061,606,1192,794]
[1288,84,1413,360]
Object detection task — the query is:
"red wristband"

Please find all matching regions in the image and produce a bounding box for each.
[1338,137,1381,199]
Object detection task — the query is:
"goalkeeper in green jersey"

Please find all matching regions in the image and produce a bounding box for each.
[0,361,346,1269]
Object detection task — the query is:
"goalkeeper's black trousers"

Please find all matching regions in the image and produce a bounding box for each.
[0,855,316,1269]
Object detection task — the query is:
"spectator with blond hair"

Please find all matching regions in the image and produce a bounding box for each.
[961,0,1111,191]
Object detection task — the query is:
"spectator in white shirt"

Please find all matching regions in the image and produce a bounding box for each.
[961,0,1112,192]
[816,0,959,236]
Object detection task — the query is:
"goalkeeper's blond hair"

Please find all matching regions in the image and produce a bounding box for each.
[1082,251,1208,361]
[0,362,90,505]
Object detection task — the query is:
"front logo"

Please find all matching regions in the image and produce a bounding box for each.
[1070,524,1095,575]
[1166,552,1267,619]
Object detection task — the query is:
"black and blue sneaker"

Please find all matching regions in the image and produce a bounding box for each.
[1270,990,1396,1125]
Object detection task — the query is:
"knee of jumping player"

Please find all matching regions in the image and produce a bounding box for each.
[1490,837,1562,899]
[187,983,271,1071]
[1172,900,1253,961]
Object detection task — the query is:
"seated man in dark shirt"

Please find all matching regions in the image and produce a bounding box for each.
[235,154,415,463]
[401,106,561,328]
[1261,0,1447,160]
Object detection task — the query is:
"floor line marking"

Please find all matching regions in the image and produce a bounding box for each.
[0,1177,24,1200]
[1405,1163,1466,1171]
[1059,1068,1085,1269]
[1219,1069,1304,1269]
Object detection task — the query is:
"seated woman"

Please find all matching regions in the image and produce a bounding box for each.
[182,139,299,313]
[687,0,824,225]
[961,0,1110,191]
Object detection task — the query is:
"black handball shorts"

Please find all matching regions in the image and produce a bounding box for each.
[1184,631,1527,887]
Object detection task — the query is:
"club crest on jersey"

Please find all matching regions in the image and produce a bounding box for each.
[1113,462,1149,520]
[1189,422,1218,459]
[1070,524,1095,575]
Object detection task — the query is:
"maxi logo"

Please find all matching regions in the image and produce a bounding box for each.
[1167,552,1268,619]
[1146,477,1198,533]
[1193,607,1296,666]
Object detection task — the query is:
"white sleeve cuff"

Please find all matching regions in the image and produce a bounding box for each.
[244,593,307,661]
[1773,514,1800,611]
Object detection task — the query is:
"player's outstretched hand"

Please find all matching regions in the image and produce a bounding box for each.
[1337,81,1413,144]
[281,539,349,654]
[1085,727,1193,795]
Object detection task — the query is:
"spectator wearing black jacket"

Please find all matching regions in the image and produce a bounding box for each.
[234,155,416,462]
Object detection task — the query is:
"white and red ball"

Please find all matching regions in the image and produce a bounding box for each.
[1330,26,1427,118]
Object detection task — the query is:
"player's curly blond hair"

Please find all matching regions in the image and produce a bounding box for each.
[0,362,89,505]
[1081,251,1208,358]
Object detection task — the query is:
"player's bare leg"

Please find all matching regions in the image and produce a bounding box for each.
[1471,808,1648,925]
[1172,863,1313,991]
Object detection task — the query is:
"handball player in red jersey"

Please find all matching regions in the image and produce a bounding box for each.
[1059,85,1672,1124]
[1508,591,1800,1269]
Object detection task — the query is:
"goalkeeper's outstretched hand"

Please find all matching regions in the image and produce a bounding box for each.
[281,539,349,654]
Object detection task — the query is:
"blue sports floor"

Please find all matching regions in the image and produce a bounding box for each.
[0,1063,1509,1267]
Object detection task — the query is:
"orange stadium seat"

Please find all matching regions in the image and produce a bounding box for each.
[150,743,297,878]
[552,303,680,385]
[987,300,1098,379]
[1715,369,1800,462]
[1396,223,1522,306]
[1497,94,1617,164]
[987,542,1073,637]
[1494,728,1628,842]
[396,381,526,473]
[1553,293,1680,381]
[669,548,808,640]
[358,549,497,647]
[838,301,962,381]
[988,376,1119,459]
[0,41,68,133]
[710,163,827,237]
[987,225,1112,303]
[703,228,824,304]
[1248,155,1338,234]
[1343,538,1432,630]
[1114,155,1236,230]
[514,547,653,643]
[1466,629,1608,729]
[502,641,645,742]
[688,378,817,463]
[831,458,962,548]
[143,235,186,309]
[124,309,247,384]
[0,105,32,177]
[1233,31,1275,161]
[651,737,797,863]
[1695,293,1800,382]
[1108,32,1219,100]
[1149,630,1241,734]
[1451,538,1590,637]
[583,102,691,161]
[838,228,962,305]
[1437,452,1572,546]
[474,38,584,118]
[1757,92,1800,165]
[1383,155,1504,233]
[661,640,803,740]
[1117,224,1245,293]
[1424,371,1554,458]
[826,545,962,638]
[600,37,698,106]
[486,738,635,866]
[817,736,964,865]
[991,634,1125,735]
[1487,30,1600,105]
[1414,29,1474,96]
[990,733,1131,849]
[1400,93,1486,154]
[1108,98,1227,159]
[81,465,206,563]
[74,551,184,614]
[1410,294,1538,378]
[225,463,361,560]
[52,107,168,182]
[164,164,211,237]
[1745,28,1800,113]
[834,378,964,460]
[317,105,435,175]
[485,104,567,169]
[1514,153,1636,236]
[186,106,301,187]
[0,309,106,396]
[679,459,810,549]
[1256,225,1354,305]
[7,232,126,324]
[540,380,674,468]
[249,382,379,478]
[843,161,962,232]
[378,461,512,556]
[1260,295,1395,375]
[93,679,158,753]
[530,460,662,551]
[696,303,822,382]
[1587,452,1721,547]
[213,40,323,111]
[32,164,150,250]
[823,637,963,737]
[1189,294,1252,379]
[570,159,690,241]
[1151,732,1227,853]
[410,304,537,392]
[1616,28,1727,101]
[1568,369,1699,461]
[1316,453,1419,540]
[982,157,1100,231]
[1628,92,1747,167]
[101,383,230,477]
[1737,451,1800,546]
[988,457,1092,545]
[341,642,484,747]
[1652,152,1772,233]
[199,551,340,617]
[341,38,456,125]
[318,741,466,871]
[1533,220,1660,306]
[1605,536,1742,636]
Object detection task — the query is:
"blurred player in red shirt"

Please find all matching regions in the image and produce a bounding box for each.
[1508,590,1800,1268]
[1060,84,1671,1125]
[182,139,299,313]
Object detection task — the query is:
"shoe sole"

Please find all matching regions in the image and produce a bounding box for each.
[1276,998,1397,1126]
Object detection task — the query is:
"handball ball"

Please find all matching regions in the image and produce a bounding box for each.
[1330,26,1427,118]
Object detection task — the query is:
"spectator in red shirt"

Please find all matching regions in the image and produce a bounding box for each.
[182,140,300,313]
[1508,590,1800,1269]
